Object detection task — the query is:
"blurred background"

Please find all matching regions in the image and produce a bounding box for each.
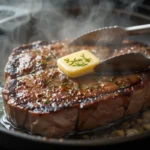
[0,0,149,74]
[0,0,150,41]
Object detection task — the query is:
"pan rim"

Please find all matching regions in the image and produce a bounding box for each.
[0,124,150,146]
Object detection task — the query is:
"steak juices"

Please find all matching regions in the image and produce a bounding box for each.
[2,40,150,137]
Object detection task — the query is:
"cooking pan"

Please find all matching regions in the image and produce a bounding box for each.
[0,2,150,148]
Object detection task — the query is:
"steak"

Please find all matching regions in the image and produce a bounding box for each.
[2,40,150,138]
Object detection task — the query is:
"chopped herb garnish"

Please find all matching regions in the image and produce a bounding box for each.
[44,99,50,104]
[119,82,127,88]
[31,70,36,74]
[45,56,51,62]
[41,61,47,65]
[48,87,52,91]
[109,76,114,82]
[94,84,99,89]
[61,82,67,86]
[50,51,56,59]
[115,81,127,89]
[43,80,51,86]
[35,50,41,55]
[119,85,126,88]
[64,58,69,63]
[46,80,51,85]
[75,85,81,90]
[64,53,91,67]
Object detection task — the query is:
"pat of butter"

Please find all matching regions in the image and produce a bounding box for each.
[57,50,100,78]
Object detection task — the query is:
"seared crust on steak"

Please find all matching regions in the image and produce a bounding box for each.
[2,40,150,137]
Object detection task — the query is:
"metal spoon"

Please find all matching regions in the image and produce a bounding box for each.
[94,52,150,75]
[69,24,150,74]
[69,24,150,46]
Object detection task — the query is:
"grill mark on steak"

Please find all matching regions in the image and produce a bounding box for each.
[2,67,147,112]
[2,40,150,137]
[4,41,70,79]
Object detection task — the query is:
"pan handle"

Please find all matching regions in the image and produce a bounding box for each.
[126,24,150,35]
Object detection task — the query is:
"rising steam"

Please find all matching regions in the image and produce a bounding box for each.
[0,0,146,76]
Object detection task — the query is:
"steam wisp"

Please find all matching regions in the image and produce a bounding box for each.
[0,0,146,76]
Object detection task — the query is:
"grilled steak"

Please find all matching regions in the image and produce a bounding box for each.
[2,40,150,137]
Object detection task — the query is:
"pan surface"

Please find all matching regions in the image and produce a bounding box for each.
[0,5,150,147]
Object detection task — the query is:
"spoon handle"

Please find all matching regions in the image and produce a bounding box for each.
[126,24,150,36]
[94,52,150,75]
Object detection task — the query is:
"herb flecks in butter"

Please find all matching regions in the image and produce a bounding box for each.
[64,53,91,67]
[57,50,100,78]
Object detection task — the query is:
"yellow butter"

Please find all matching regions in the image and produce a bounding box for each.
[57,50,100,78]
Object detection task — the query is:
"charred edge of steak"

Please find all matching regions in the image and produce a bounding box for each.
[4,55,18,79]
[13,40,65,54]
[2,78,17,102]
[4,41,48,79]
[13,41,48,54]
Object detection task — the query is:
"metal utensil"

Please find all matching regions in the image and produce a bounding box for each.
[69,24,150,46]
[94,52,150,75]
